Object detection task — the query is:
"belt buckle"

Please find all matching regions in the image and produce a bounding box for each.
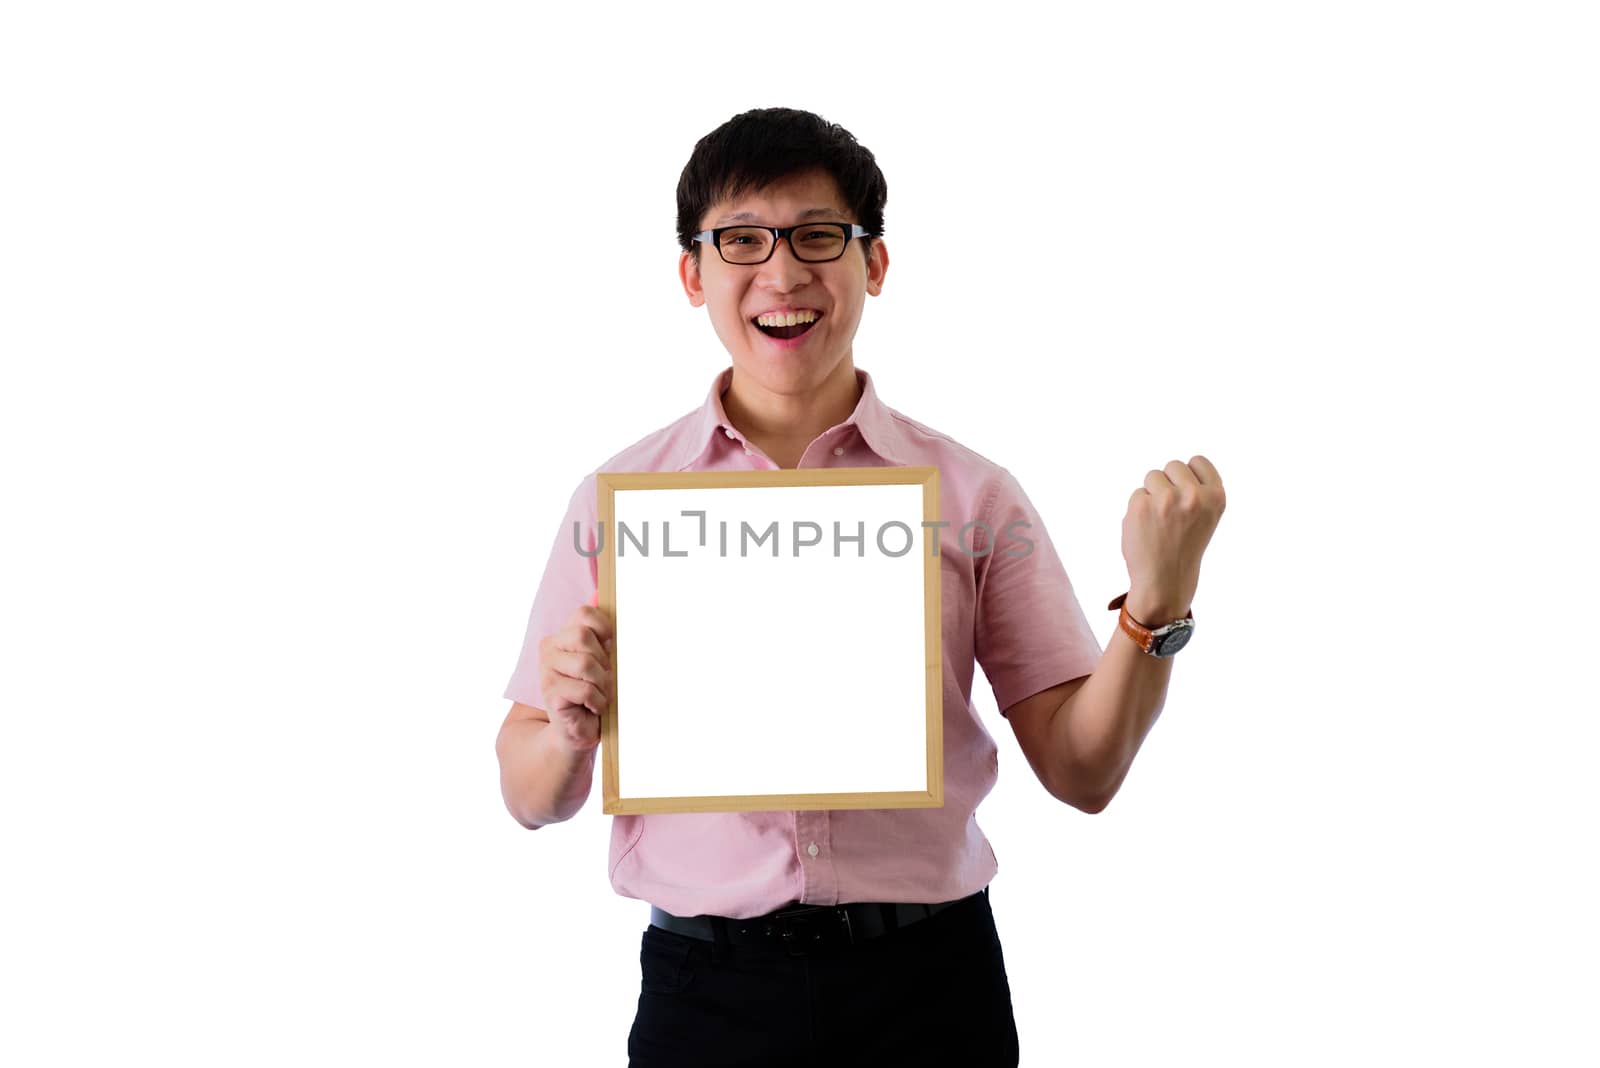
[771,905,852,957]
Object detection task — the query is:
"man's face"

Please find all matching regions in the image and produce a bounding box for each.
[680,168,888,396]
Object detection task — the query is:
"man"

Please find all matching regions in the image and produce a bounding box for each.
[496,107,1224,1067]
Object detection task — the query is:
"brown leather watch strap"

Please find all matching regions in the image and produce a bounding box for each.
[1107,591,1194,655]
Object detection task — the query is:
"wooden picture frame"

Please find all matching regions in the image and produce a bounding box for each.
[595,466,943,815]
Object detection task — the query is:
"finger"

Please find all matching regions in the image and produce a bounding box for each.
[1187,454,1222,487]
[549,646,610,691]
[574,604,615,644]
[564,716,599,749]
[538,637,612,703]
[548,673,608,716]
[1164,459,1202,490]
[552,622,610,665]
[1143,469,1174,495]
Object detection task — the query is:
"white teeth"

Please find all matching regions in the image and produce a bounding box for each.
[755,310,819,327]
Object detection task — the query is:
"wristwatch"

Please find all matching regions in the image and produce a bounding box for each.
[1108,592,1195,658]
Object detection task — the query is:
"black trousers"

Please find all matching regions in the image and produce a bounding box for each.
[627,885,1020,1067]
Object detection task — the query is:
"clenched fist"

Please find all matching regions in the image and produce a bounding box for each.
[537,591,615,753]
[1121,455,1226,623]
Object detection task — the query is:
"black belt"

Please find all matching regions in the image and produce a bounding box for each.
[648,886,986,956]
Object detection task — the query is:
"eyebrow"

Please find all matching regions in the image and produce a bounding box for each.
[712,207,844,225]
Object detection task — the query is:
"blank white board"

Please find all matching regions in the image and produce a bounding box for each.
[595,466,943,815]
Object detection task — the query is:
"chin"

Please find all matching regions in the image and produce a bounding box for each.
[739,350,829,379]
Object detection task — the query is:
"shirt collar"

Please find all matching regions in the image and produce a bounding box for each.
[679,365,909,470]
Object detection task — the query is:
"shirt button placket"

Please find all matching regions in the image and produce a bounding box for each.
[795,810,835,904]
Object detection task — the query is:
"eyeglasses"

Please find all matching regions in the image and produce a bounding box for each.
[691,222,872,265]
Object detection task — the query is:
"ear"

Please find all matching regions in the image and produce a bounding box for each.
[864,238,889,297]
[679,250,706,308]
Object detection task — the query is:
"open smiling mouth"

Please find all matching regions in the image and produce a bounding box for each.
[752,314,822,341]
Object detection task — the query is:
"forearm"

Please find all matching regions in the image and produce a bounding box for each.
[497,718,598,829]
[1050,594,1184,807]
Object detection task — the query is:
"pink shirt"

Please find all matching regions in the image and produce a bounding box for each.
[503,365,1103,920]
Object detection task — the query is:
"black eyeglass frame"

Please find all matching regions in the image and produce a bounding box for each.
[690,222,874,265]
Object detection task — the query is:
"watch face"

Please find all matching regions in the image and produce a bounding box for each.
[1156,625,1194,657]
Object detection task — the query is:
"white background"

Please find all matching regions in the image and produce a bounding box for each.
[2,1,1595,1065]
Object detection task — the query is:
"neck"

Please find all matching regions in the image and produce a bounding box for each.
[722,358,862,454]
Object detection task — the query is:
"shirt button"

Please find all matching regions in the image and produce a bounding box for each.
[807,842,820,858]
[832,446,844,456]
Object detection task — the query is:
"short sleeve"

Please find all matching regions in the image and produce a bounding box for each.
[974,467,1104,716]
[502,473,602,710]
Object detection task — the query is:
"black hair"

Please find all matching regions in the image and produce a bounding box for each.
[676,107,888,267]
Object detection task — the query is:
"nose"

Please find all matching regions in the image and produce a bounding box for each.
[755,235,814,290]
